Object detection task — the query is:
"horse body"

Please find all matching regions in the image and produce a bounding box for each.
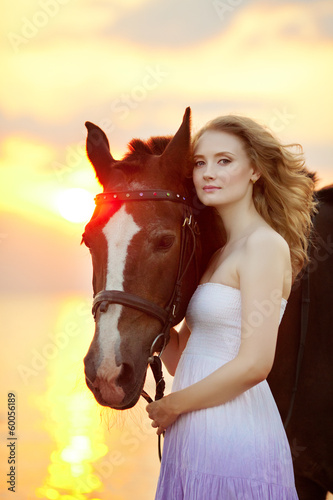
[83,108,332,499]
[268,185,333,499]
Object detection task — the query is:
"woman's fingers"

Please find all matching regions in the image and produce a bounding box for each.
[151,419,165,435]
[146,402,157,419]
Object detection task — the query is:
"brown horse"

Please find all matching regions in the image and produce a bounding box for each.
[83,108,223,409]
[82,108,332,499]
[268,185,333,500]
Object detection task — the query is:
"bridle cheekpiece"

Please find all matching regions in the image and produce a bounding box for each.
[90,189,198,442]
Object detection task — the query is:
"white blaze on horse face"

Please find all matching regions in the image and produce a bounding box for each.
[97,205,140,382]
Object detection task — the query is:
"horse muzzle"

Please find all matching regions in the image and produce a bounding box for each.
[84,348,148,409]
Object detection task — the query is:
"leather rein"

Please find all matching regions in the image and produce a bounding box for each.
[90,188,311,453]
[91,189,199,460]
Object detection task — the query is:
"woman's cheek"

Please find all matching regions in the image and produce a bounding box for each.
[192,170,201,190]
[222,164,241,185]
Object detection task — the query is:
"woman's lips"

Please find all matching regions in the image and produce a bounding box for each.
[203,186,221,192]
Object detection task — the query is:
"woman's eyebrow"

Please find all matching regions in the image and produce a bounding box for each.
[193,151,236,158]
[213,151,236,157]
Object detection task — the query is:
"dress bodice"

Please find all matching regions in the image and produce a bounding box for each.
[184,282,287,363]
[156,282,298,500]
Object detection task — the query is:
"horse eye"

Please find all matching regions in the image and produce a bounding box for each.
[156,234,175,251]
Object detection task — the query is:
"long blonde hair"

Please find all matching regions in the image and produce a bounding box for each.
[192,115,317,280]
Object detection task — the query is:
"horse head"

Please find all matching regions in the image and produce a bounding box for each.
[83,108,203,409]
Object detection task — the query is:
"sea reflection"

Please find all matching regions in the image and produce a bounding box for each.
[35,296,108,499]
[29,294,160,500]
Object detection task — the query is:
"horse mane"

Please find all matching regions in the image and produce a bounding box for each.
[123,134,226,271]
[316,183,333,205]
[123,136,173,159]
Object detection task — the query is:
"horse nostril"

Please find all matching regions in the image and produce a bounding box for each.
[117,363,134,387]
[84,353,97,384]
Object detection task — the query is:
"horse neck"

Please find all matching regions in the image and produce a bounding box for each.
[197,206,225,274]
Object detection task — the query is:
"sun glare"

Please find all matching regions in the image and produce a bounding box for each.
[56,188,95,223]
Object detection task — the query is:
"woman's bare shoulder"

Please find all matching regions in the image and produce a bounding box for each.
[239,226,292,298]
[245,226,290,257]
[240,226,291,279]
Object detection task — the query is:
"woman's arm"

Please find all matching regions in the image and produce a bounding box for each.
[160,320,191,376]
[146,230,291,431]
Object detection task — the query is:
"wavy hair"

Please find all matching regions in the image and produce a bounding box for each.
[192,115,317,280]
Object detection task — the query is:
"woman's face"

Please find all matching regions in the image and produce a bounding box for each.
[193,130,257,209]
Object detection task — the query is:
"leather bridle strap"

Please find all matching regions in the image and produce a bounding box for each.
[91,189,198,461]
[95,189,189,205]
[91,189,196,336]
[92,290,169,324]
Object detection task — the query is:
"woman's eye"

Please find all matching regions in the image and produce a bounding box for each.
[218,158,231,165]
[194,160,205,168]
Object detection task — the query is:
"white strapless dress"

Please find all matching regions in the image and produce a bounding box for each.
[155,283,298,500]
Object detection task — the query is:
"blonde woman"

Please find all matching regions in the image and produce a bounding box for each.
[146,115,316,499]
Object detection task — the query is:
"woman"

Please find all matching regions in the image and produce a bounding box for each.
[146,115,316,499]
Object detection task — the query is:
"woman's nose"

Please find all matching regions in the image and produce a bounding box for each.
[203,164,216,180]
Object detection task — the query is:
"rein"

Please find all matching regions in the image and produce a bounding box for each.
[91,189,199,460]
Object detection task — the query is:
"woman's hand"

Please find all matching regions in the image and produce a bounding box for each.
[146,394,180,435]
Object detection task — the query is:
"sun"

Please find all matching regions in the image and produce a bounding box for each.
[56,188,95,223]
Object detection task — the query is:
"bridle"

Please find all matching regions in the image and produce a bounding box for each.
[90,189,199,459]
[88,188,313,455]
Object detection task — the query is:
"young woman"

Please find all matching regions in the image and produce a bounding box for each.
[146,115,316,499]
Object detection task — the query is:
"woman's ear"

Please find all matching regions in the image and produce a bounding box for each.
[250,169,261,184]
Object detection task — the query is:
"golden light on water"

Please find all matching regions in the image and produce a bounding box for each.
[34,296,108,499]
[25,295,160,500]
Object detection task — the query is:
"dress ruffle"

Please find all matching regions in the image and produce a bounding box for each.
[157,462,298,500]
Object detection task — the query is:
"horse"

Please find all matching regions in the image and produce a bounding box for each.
[82,108,332,499]
[82,108,223,410]
[268,185,333,500]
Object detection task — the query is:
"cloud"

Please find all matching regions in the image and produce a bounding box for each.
[108,0,237,47]
[0,0,332,168]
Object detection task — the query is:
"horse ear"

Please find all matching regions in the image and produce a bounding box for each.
[85,121,116,187]
[161,107,191,175]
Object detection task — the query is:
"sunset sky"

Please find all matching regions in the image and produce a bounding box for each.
[1,0,333,294]
[1,3,333,499]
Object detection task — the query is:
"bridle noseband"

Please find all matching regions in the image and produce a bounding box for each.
[90,189,199,457]
[91,190,198,351]
[89,187,312,457]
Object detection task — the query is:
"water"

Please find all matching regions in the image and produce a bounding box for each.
[1,294,332,499]
[0,294,163,500]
